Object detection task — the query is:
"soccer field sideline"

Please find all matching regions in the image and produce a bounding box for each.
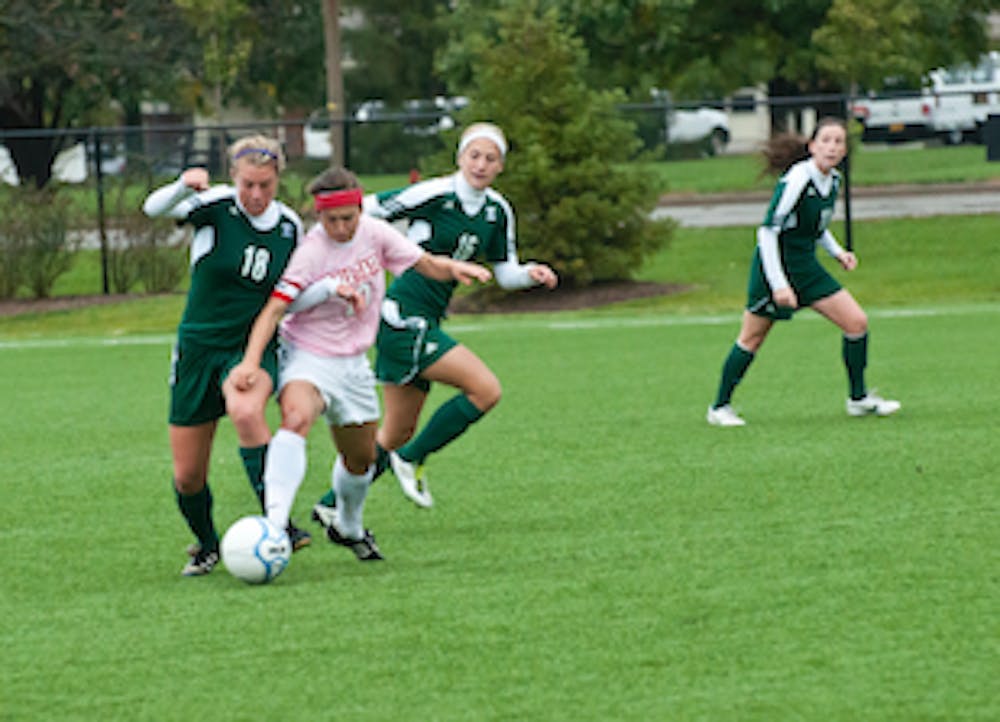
[1,301,997,350]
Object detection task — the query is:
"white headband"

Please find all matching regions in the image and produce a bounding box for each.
[457,128,507,159]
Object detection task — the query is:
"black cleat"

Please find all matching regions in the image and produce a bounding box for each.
[326,523,384,562]
[286,520,312,552]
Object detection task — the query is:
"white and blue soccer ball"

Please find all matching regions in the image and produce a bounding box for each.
[220,516,291,584]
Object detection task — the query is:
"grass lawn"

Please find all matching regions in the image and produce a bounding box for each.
[1,212,997,720]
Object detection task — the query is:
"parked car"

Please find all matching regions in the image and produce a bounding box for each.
[654,90,731,155]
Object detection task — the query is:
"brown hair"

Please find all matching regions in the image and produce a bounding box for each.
[306,166,361,195]
[761,116,847,175]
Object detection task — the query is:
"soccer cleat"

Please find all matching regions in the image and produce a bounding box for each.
[311,502,338,531]
[286,520,312,552]
[389,451,433,508]
[706,404,746,427]
[326,521,384,562]
[846,393,901,417]
[182,547,219,576]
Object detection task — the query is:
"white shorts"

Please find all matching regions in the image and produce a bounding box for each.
[278,341,380,427]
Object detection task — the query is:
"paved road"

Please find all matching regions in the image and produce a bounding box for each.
[652,182,1000,227]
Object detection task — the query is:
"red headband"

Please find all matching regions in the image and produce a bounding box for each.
[314,188,363,211]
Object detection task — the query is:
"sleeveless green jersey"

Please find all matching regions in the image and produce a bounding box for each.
[178,187,301,348]
[371,174,514,319]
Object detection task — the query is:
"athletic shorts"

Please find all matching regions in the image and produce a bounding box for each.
[374,298,457,392]
[278,341,380,427]
[169,339,278,426]
[745,247,842,321]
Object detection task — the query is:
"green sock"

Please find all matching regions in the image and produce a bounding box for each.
[239,444,267,512]
[175,484,219,552]
[398,394,484,465]
[712,344,755,408]
[843,333,868,400]
[372,442,389,481]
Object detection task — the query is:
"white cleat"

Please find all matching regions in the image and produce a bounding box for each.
[846,393,901,417]
[706,404,746,427]
[311,502,337,530]
[389,451,433,508]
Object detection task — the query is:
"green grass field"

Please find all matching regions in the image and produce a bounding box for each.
[2,213,998,720]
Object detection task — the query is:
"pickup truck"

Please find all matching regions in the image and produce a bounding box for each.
[850,93,934,143]
[852,52,1000,144]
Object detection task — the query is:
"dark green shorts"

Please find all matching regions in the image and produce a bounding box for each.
[374,316,457,393]
[745,249,842,321]
[168,339,278,426]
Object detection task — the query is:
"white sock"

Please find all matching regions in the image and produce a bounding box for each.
[263,429,307,531]
[333,456,374,540]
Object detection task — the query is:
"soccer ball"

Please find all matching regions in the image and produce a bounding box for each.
[220,516,291,584]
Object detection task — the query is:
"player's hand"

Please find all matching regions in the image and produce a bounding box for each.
[229,361,260,391]
[451,260,492,286]
[838,251,858,271]
[529,263,559,289]
[335,283,366,315]
[181,167,210,192]
[773,287,798,309]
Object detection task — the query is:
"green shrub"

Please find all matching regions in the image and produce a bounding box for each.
[440,1,673,287]
[0,187,79,298]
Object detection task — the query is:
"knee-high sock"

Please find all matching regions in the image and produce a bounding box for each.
[397,394,484,465]
[712,343,755,408]
[333,456,374,540]
[239,444,268,513]
[316,442,388,509]
[843,332,868,400]
[176,484,218,552]
[263,429,307,531]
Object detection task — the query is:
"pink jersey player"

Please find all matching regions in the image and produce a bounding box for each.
[230,167,490,563]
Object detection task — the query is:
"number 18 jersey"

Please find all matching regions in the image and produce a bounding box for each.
[178,187,301,348]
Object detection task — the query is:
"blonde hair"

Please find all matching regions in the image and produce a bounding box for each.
[228,134,286,173]
[457,122,508,159]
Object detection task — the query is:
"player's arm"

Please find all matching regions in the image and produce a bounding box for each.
[284,275,366,315]
[493,256,558,289]
[818,230,857,270]
[229,296,289,391]
[412,252,492,286]
[142,168,209,219]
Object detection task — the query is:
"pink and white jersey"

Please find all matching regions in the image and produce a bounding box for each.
[274,214,423,356]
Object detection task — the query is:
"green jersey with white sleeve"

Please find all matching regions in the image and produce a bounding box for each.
[368,172,514,319]
[179,187,301,347]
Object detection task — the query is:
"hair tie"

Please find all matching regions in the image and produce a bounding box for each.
[314,188,364,211]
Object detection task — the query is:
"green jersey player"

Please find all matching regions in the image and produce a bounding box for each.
[706,117,900,427]
[311,122,558,520]
[143,134,310,576]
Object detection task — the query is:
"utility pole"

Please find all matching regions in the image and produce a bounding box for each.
[321,0,345,165]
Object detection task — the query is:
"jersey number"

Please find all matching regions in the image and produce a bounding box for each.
[241,246,272,282]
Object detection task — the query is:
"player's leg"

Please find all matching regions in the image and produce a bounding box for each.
[812,289,900,416]
[263,380,324,531]
[708,311,773,426]
[326,423,382,561]
[388,345,499,505]
[171,421,221,575]
[312,380,428,517]
[222,360,274,511]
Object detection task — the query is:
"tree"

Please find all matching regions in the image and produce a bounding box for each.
[439,1,671,287]
[340,0,452,105]
[813,0,998,90]
[0,1,193,187]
